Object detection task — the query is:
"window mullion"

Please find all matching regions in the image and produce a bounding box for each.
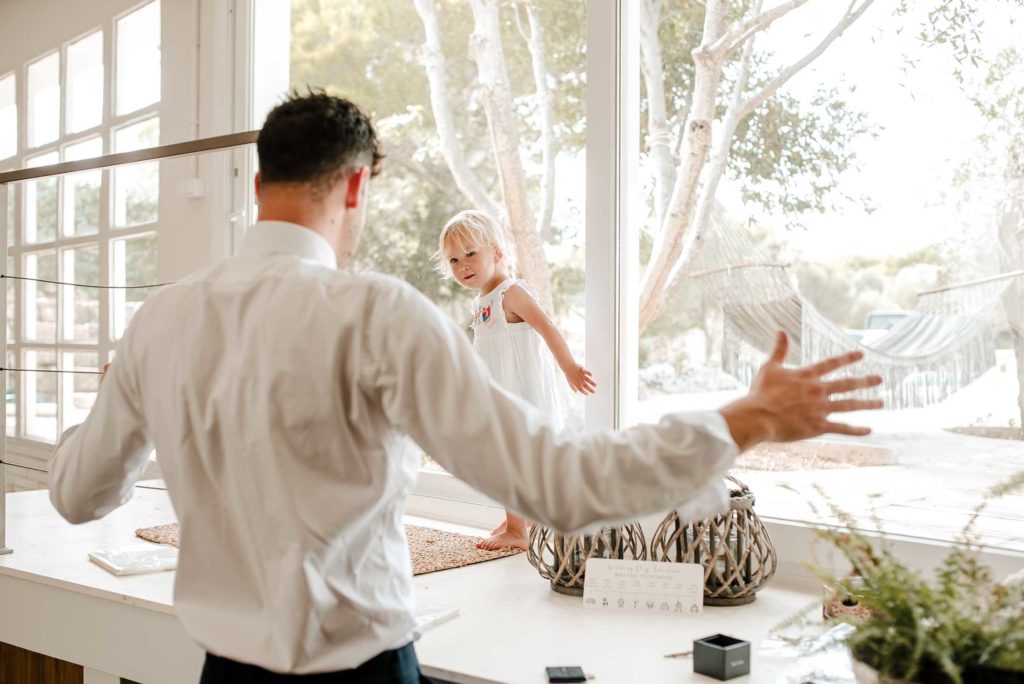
[100,11,114,368]
[1,182,10,541]
[585,0,639,431]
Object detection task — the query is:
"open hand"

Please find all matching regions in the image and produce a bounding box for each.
[563,364,597,395]
[721,332,883,450]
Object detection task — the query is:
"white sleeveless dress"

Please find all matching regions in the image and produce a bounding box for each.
[471,278,564,429]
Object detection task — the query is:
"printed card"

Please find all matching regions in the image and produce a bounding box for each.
[582,558,704,615]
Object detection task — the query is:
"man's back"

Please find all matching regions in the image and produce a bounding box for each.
[51,222,746,674]
[56,222,424,672]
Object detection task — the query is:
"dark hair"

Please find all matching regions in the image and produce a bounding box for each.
[256,89,383,198]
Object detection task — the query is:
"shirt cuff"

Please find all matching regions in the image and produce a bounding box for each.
[671,410,740,522]
[705,409,739,450]
[673,481,730,523]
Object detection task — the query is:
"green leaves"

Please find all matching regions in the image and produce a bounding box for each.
[815,470,1024,681]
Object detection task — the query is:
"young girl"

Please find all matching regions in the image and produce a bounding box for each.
[436,210,596,551]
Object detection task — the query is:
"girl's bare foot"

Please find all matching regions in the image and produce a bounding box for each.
[476,528,529,551]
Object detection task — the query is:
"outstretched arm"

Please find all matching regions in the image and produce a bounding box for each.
[502,284,596,395]
[365,281,881,534]
[50,352,153,524]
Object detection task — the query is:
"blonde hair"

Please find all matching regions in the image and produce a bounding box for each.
[434,210,514,278]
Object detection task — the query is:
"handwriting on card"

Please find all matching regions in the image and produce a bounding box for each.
[582,559,703,615]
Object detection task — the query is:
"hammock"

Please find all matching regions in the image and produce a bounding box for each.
[686,205,1015,409]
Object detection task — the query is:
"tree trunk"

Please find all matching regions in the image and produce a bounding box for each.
[664,9,760,294]
[523,1,558,242]
[639,0,677,230]
[638,0,728,331]
[639,0,876,333]
[412,0,502,220]
[468,0,553,309]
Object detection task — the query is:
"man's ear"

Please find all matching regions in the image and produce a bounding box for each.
[345,167,369,209]
[254,171,261,202]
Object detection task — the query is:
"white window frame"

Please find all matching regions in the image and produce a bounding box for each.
[406,0,641,529]
[230,0,1024,583]
[4,1,163,463]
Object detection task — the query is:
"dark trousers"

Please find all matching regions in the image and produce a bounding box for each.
[199,643,427,684]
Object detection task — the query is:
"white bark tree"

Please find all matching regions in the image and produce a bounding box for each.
[638,0,878,331]
[410,0,878,322]
[412,0,555,309]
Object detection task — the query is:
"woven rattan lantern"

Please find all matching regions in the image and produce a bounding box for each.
[651,476,776,606]
[527,523,647,596]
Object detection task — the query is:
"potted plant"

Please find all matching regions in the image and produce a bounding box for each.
[811,473,1024,684]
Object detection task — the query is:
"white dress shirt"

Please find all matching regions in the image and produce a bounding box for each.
[49,221,738,674]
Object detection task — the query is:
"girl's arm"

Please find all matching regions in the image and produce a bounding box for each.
[503,285,597,395]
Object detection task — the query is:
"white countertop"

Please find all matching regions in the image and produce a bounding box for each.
[0,484,178,614]
[0,484,823,683]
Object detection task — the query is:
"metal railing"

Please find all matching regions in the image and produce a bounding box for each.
[0,130,259,554]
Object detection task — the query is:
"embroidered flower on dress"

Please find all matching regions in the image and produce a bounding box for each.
[473,304,493,327]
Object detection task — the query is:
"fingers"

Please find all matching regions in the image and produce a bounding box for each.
[821,421,872,437]
[803,350,864,378]
[827,399,884,413]
[768,331,789,365]
[569,368,597,395]
[823,375,882,394]
[580,372,597,394]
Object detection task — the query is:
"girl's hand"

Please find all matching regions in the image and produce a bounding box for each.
[563,364,597,395]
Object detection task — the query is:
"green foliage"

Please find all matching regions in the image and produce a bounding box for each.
[729,86,875,222]
[549,258,583,318]
[896,0,1001,81]
[812,472,1024,683]
[290,0,434,121]
[291,0,873,311]
[794,244,952,329]
[967,46,1024,189]
[125,235,159,304]
[646,4,874,225]
[357,153,465,316]
[123,172,158,227]
[33,178,58,242]
[73,179,100,235]
[289,0,588,314]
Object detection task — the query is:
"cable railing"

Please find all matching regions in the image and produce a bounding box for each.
[0,130,260,554]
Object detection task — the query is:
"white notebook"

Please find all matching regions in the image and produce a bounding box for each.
[89,545,179,576]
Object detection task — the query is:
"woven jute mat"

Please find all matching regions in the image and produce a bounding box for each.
[135,523,522,575]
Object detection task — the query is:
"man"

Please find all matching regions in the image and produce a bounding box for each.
[49,91,881,683]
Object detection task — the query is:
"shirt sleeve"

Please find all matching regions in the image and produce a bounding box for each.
[363,279,739,534]
[49,334,153,525]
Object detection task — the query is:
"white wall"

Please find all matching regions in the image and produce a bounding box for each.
[0,0,144,72]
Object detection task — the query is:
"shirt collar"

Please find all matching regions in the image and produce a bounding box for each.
[238,221,337,268]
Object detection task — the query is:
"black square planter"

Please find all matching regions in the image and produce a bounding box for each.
[693,634,751,680]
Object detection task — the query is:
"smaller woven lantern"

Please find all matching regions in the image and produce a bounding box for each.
[651,476,776,606]
[527,523,647,596]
